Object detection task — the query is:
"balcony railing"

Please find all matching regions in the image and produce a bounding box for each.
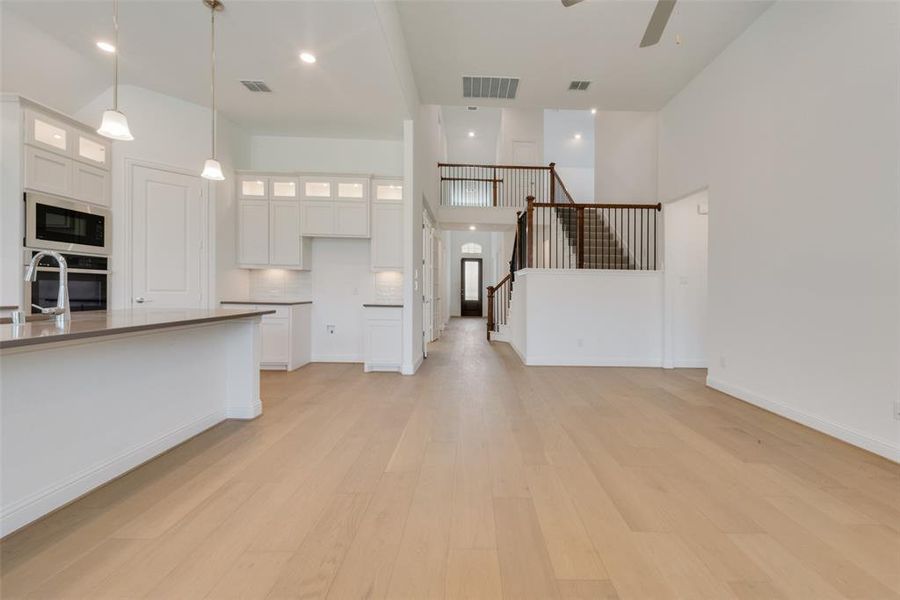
[439,163,554,208]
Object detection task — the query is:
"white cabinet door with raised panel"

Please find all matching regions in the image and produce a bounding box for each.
[238,176,268,200]
[238,200,269,265]
[75,134,110,169]
[73,162,110,206]
[302,200,334,236]
[270,177,299,200]
[24,146,72,196]
[269,200,302,266]
[260,317,290,364]
[334,202,368,237]
[25,110,71,156]
[371,201,403,270]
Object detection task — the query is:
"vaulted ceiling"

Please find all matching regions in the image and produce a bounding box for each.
[397,0,772,110]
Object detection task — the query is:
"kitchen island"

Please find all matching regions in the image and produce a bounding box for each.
[0,307,272,536]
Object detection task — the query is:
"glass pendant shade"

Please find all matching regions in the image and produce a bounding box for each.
[97,109,134,141]
[201,158,225,181]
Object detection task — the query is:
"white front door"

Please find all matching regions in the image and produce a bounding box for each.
[131,164,206,308]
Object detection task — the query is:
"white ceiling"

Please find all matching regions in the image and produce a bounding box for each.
[1,0,410,139]
[397,0,773,110]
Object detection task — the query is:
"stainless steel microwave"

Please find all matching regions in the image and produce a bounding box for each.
[25,193,111,255]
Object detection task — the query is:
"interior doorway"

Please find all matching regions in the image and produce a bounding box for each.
[664,189,709,368]
[460,258,483,317]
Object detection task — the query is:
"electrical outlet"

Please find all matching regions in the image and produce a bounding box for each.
[327,325,335,334]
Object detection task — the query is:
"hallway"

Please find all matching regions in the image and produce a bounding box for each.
[2,318,898,599]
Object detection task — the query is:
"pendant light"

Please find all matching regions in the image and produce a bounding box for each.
[201,0,225,181]
[97,0,134,141]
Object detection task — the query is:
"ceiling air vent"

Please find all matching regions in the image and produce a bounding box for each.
[568,80,591,91]
[240,80,272,93]
[463,76,519,100]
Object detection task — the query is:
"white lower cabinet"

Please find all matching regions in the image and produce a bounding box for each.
[223,302,311,371]
[362,305,402,372]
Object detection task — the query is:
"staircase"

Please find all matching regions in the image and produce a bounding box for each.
[555,206,634,269]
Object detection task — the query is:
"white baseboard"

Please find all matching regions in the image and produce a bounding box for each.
[402,353,424,375]
[311,354,362,364]
[525,355,663,367]
[673,359,707,368]
[0,410,224,537]
[225,399,262,420]
[707,377,899,463]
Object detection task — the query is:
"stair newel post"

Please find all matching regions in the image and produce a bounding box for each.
[526,196,535,268]
[486,286,495,341]
[577,206,585,269]
[549,162,556,204]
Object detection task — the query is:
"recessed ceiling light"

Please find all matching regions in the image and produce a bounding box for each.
[468,131,475,137]
[590,108,597,115]
[299,51,316,64]
[96,40,116,53]
[469,225,476,230]
[574,133,582,140]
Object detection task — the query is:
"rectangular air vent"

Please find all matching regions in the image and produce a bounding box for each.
[568,80,591,91]
[240,80,272,92]
[463,76,519,99]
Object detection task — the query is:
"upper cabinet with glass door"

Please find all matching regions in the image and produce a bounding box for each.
[238,174,301,201]
[25,109,111,170]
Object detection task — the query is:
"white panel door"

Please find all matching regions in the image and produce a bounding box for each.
[131,165,205,308]
[269,200,302,266]
[72,162,110,206]
[24,146,72,196]
[239,200,270,265]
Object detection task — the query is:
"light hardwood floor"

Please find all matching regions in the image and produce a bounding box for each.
[2,318,899,599]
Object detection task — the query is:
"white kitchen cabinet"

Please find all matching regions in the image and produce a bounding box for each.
[300,176,369,238]
[25,109,70,156]
[24,145,72,197]
[239,175,269,200]
[72,161,110,206]
[269,200,311,268]
[238,198,310,269]
[371,180,403,271]
[75,133,110,169]
[238,200,270,265]
[363,305,402,372]
[222,302,311,371]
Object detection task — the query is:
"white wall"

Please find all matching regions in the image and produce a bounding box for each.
[594,111,658,204]
[447,230,495,317]
[545,109,594,202]
[248,135,403,176]
[75,85,250,308]
[658,1,900,460]
[497,107,544,165]
[510,270,663,366]
[663,190,708,368]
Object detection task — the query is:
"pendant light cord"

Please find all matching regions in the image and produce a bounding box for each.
[210,2,217,160]
[113,0,119,111]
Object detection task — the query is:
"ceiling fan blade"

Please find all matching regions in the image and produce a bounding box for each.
[639,0,676,47]
[561,0,586,7]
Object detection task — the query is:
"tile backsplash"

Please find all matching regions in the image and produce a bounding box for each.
[373,271,403,303]
[248,269,312,299]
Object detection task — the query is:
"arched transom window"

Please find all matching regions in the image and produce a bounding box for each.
[461,242,482,254]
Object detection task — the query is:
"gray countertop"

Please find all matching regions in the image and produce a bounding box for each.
[0,308,275,350]
[221,299,312,306]
[362,303,404,308]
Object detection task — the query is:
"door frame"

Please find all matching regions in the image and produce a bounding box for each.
[124,159,211,309]
[459,257,483,317]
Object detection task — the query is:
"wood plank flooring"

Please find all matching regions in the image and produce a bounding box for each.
[2,317,898,599]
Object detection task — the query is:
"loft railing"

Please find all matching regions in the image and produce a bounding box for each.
[440,162,573,208]
[524,199,662,270]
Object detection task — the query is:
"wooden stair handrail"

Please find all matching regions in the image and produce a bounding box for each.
[533,202,662,210]
[438,162,551,170]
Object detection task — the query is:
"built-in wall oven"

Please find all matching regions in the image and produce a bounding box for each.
[25,192,111,255]
[24,250,108,313]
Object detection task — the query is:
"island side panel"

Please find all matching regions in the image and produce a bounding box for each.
[0,317,263,537]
